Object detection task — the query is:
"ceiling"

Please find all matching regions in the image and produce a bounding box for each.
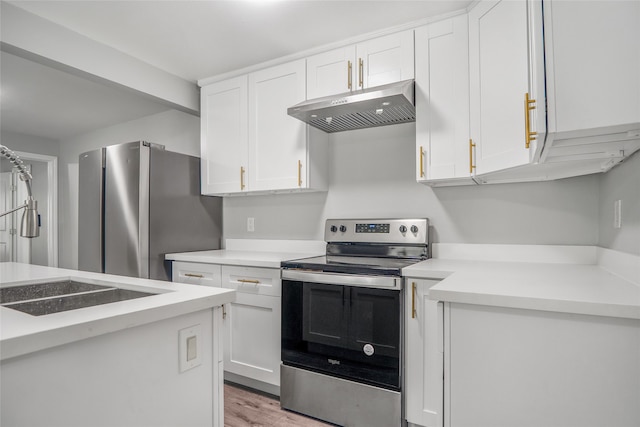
[1,0,472,141]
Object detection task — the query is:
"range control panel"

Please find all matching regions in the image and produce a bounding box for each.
[325,218,429,244]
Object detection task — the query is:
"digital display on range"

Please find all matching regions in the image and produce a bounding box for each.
[355,223,390,233]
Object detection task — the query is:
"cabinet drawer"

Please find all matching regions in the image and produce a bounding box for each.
[172,261,222,287]
[221,266,281,297]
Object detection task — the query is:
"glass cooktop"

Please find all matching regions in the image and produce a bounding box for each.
[281,255,422,277]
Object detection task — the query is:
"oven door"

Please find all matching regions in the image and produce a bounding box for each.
[282,270,403,391]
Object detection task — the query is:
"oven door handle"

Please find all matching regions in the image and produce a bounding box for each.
[281,270,401,289]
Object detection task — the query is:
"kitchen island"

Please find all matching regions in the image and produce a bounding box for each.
[0,262,235,427]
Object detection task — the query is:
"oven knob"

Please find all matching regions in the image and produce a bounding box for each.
[339,225,347,233]
[399,225,407,233]
[363,344,375,356]
[330,225,337,233]
[411,225,419,234]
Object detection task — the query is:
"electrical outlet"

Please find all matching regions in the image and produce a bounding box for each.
[179,325,202,372]
[614,200,622,229]
[247,217,255,232]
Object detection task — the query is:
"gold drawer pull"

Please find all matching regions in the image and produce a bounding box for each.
[358,58,364,88]
[524,93,537,149]
[419,146,425,178]
[238,279,260,284]
[469,139,476,174]
[347,60,353,90]
[240,166,246,190]
[184,273,204,278]
[411,282,417,319]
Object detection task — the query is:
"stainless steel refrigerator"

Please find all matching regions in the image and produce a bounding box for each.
[78,141,222,281]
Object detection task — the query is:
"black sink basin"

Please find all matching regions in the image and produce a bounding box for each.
[0,280,157,316]
[0,280,110,304]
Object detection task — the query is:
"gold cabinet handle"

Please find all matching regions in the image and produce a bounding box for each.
[184,273,204,278]
[419,146,425,178]
[240,166,246,190]
[411,282,417,319]
[297,160,302,187]
[222,304,227,320]
[358,58,364,88]
[347,60,352,90]
[524,93,537,149]
[469,139,476,174]
[238,278,260,284]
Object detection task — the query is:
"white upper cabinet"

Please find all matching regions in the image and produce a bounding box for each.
[306,30,414,99]
[358,30,415,89]
[307,45,357,99]
[201,60,328,196]
[248,60,308,192]
[542,0,640,164]
[415,15,471,185]
[201,76,248,195]
[468,0,546,177]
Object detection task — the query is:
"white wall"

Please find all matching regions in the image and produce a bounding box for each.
[1,130,60,157]
[224,123,601,247]
[58,109,200,268]
[598,151,640,256]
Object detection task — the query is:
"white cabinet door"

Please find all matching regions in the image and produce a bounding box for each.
[358,30,415,89]
[446,303,640,427]
[248,59,307,192]
[221,266,282,386]
[307,45,357,99]
[223,292,281,387]
[405,279,444,427]
[305,30,414,99]
[545,0,640,133]
[415,15,471,184]
[469,0,545,176]
[201,76,248,194]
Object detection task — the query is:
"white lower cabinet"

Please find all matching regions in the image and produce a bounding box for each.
[221,266,281,388]
[445,303,640,427]
[172,262,282,393]
[405,279,444,427]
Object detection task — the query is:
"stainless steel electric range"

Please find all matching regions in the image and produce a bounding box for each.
[280,218,429,427]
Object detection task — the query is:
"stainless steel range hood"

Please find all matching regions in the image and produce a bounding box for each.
[287,79,415,133]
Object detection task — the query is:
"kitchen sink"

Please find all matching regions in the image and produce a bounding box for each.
[0,280,110,304]
[0,280,157,316]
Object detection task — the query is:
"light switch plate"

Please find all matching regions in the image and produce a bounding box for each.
[179,324,202,372]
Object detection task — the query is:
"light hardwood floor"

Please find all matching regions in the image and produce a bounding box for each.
[224,383,334,427]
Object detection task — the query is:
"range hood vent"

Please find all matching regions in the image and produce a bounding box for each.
[288,79,415,133]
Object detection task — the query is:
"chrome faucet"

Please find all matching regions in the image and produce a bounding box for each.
[0,145,40,238]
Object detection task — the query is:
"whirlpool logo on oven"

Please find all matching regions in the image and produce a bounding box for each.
[327,358,341,365]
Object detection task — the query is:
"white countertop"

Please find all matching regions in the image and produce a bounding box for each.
[166,239,325,268]
[0,263,236,360]
[165,249,318,268]
[167,240,640,320]
[403,245,640,320]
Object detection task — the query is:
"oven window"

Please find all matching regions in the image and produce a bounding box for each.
[303,283,347,347]
[349,287,400,358]
[282,279,402,391]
